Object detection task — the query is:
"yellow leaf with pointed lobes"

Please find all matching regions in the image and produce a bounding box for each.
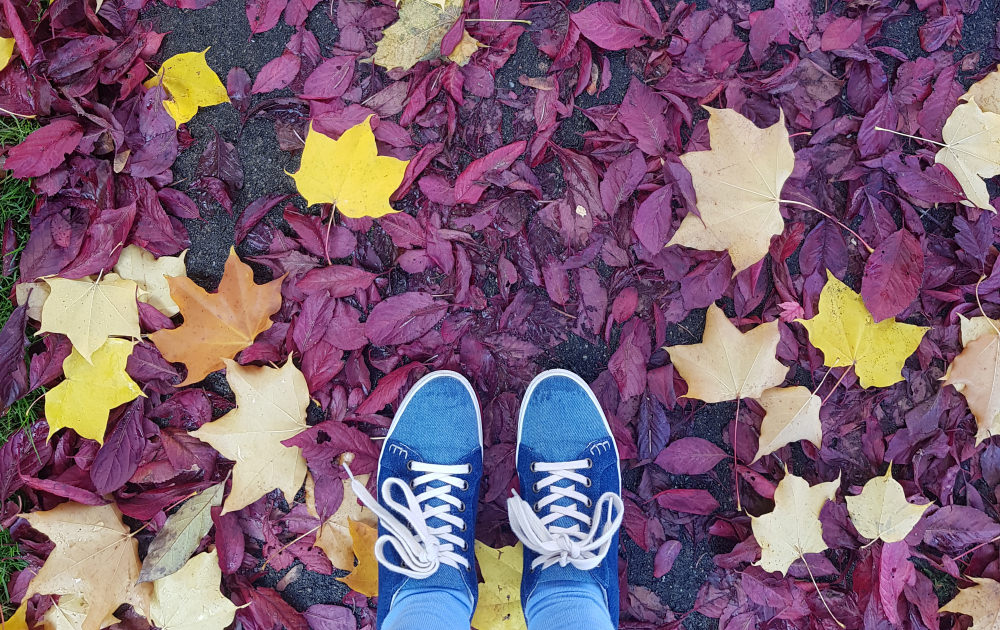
[190,359,309,514]
[751,471,840,575]
[669,107,793,274]
[38,274,140,363]
[935,99,1000,211]
[144,49,228,126]
[471,542,527,630]
[797,271,928,388]
[44,339,143,444]
[113,245,188,317]
[664,304,788,403]
[288,116,408,218]
[149,550,238,630]
[753,386,822,462]
[845,467,930,543]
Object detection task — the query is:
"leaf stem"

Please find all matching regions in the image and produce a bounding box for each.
[821,366,851,406]
[974,275,1000,338]
[780,199,874,253]
[465,18,532,23]
[873,126,948,148]
[734,398,742,512]
[799,550,846,628]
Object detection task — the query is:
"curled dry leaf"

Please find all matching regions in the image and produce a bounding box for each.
[190,359,309,514]
[668,107,793,274]
[664,304,788,403]
[39,274,141,364]
[798,271,928,388]
[44,338,143,444]
[845,467,930,543]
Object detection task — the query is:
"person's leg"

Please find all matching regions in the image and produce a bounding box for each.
[507,369,624,630]
[347,371,483,630]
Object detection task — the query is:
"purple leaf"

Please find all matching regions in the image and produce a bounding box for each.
[600,151,645,215]
[0,304,28,413]
[454,141,527,205]
[246,0,288,34]
[301,56,355,100]
[860,229,923,321]
[4,119,83,178]
[633,185,673,253]
[608,318,651,398]
[653,540,682,578]
[365,292,448,346]
[820,16,861,51]
[922,506,1000,554]
[571,3,646,50]
[654,437,727,475]
[618,78,669,156]
[90,399,151,494]
[252,50,300,94]
[303,605,356,630]
[654,488,719,515]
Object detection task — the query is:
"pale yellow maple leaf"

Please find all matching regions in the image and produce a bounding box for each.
[668,107,793,274]
[113,245,188,317]
[935,100,1000,211]
[447,31,484,66]
[751,471,840,575]
[940,577,1000,630]
[24,503,151,630]
[374,0,464,71]
[664,304,788,403]
[943,319,1000,445]
[43,594,119,630]
[190,359,309,514]
[962,64,1000,115]
[845,467,930,543]
[38,274,141,363]
[471,542,527,630]
[149,550,238,630]
[753,386,822,462]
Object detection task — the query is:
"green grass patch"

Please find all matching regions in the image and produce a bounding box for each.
[0,527,25,613]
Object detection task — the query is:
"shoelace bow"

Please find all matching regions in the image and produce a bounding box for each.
[507,458,624,571]
[346,461,472,579]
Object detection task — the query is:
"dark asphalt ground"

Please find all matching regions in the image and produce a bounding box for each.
[138,0,1000,626]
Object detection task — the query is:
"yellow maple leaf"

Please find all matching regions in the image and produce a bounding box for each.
[0,37,14,72]
[845,467,930,543]
[751,471,840,575]
[664,304,788,403]
[113,245,188,317]
[448,31,484,66]
[24,503,151,630]
[337,519,379,597]
[148,249,282,386]
[44,339,143,444]
[374,0,464,71]
[144,48,229,127]
[190,359,309,514]
[38,274,140,363]
[668,107,793,274]
[940,577,1000,630]
[149,550,238,630]
[43,595,119,630]
[797,271,928,388]
[753,386,822,463]
[944,316,1000,444]
[306,473,377,571]
[471,542,527,630]
[288,116,408,218]
[962,64,1000,114]
[934,100,1000,211]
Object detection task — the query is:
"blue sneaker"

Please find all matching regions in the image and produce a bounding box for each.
[347,370,482,628]
[507,369,624,625]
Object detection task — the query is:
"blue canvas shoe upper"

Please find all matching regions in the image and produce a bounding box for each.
[507,369,624,626]
[347,370,482,629]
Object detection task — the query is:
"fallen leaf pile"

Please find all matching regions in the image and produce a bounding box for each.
[4,0,1000,626]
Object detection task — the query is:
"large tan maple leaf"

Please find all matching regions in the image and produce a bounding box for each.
[668,107,794,274]
[664,304,788,403]
[148,249,282,386]
[190,358,310,514]
[23,503,151,630]
[943,322,1000,445]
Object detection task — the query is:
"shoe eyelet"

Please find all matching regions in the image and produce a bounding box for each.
[461,542,468,551]
[533,503,541,513]
[406,461,414,470]
[461,481,469,491]
[585,498,593,508]
[531,483,539,493]
[458,502,466,513]
[583,479,592,488]
[466,464,473,474]
[460,523,467,532]
[529,462,536,472]
[585,458,593,468]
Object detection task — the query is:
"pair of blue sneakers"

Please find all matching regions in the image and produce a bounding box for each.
[347,369,624,628]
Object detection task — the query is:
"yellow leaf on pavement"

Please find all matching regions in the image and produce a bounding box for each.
[44,339,143,444]
[144,48,229,127]
[148,249,282,386]
[798,271,927,388]
[945,315,1000,444]
[39,274,140,363]
[845,467,930,543]
[288,116,408,218]
[149,550,238,630]
[337,519,379,597]
[24,503,151,630]
[113,245,188,317]
[190,359,309,514]
[0,37,15,72]
[940,577,1000,630]
[935,100,1000,211]
[751,471,840,575]
[307,473,377,571]
[753,386,822,462]
[471,542,527,630]
[374,0,464,71]
[668,107,793,274]
[664,304,788,403]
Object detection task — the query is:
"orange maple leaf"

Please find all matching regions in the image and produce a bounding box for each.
[337,519,379,597]
[149,249,283,386]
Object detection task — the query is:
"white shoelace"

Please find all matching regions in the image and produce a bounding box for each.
[346,462,472,579]
[506,459,624,571]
